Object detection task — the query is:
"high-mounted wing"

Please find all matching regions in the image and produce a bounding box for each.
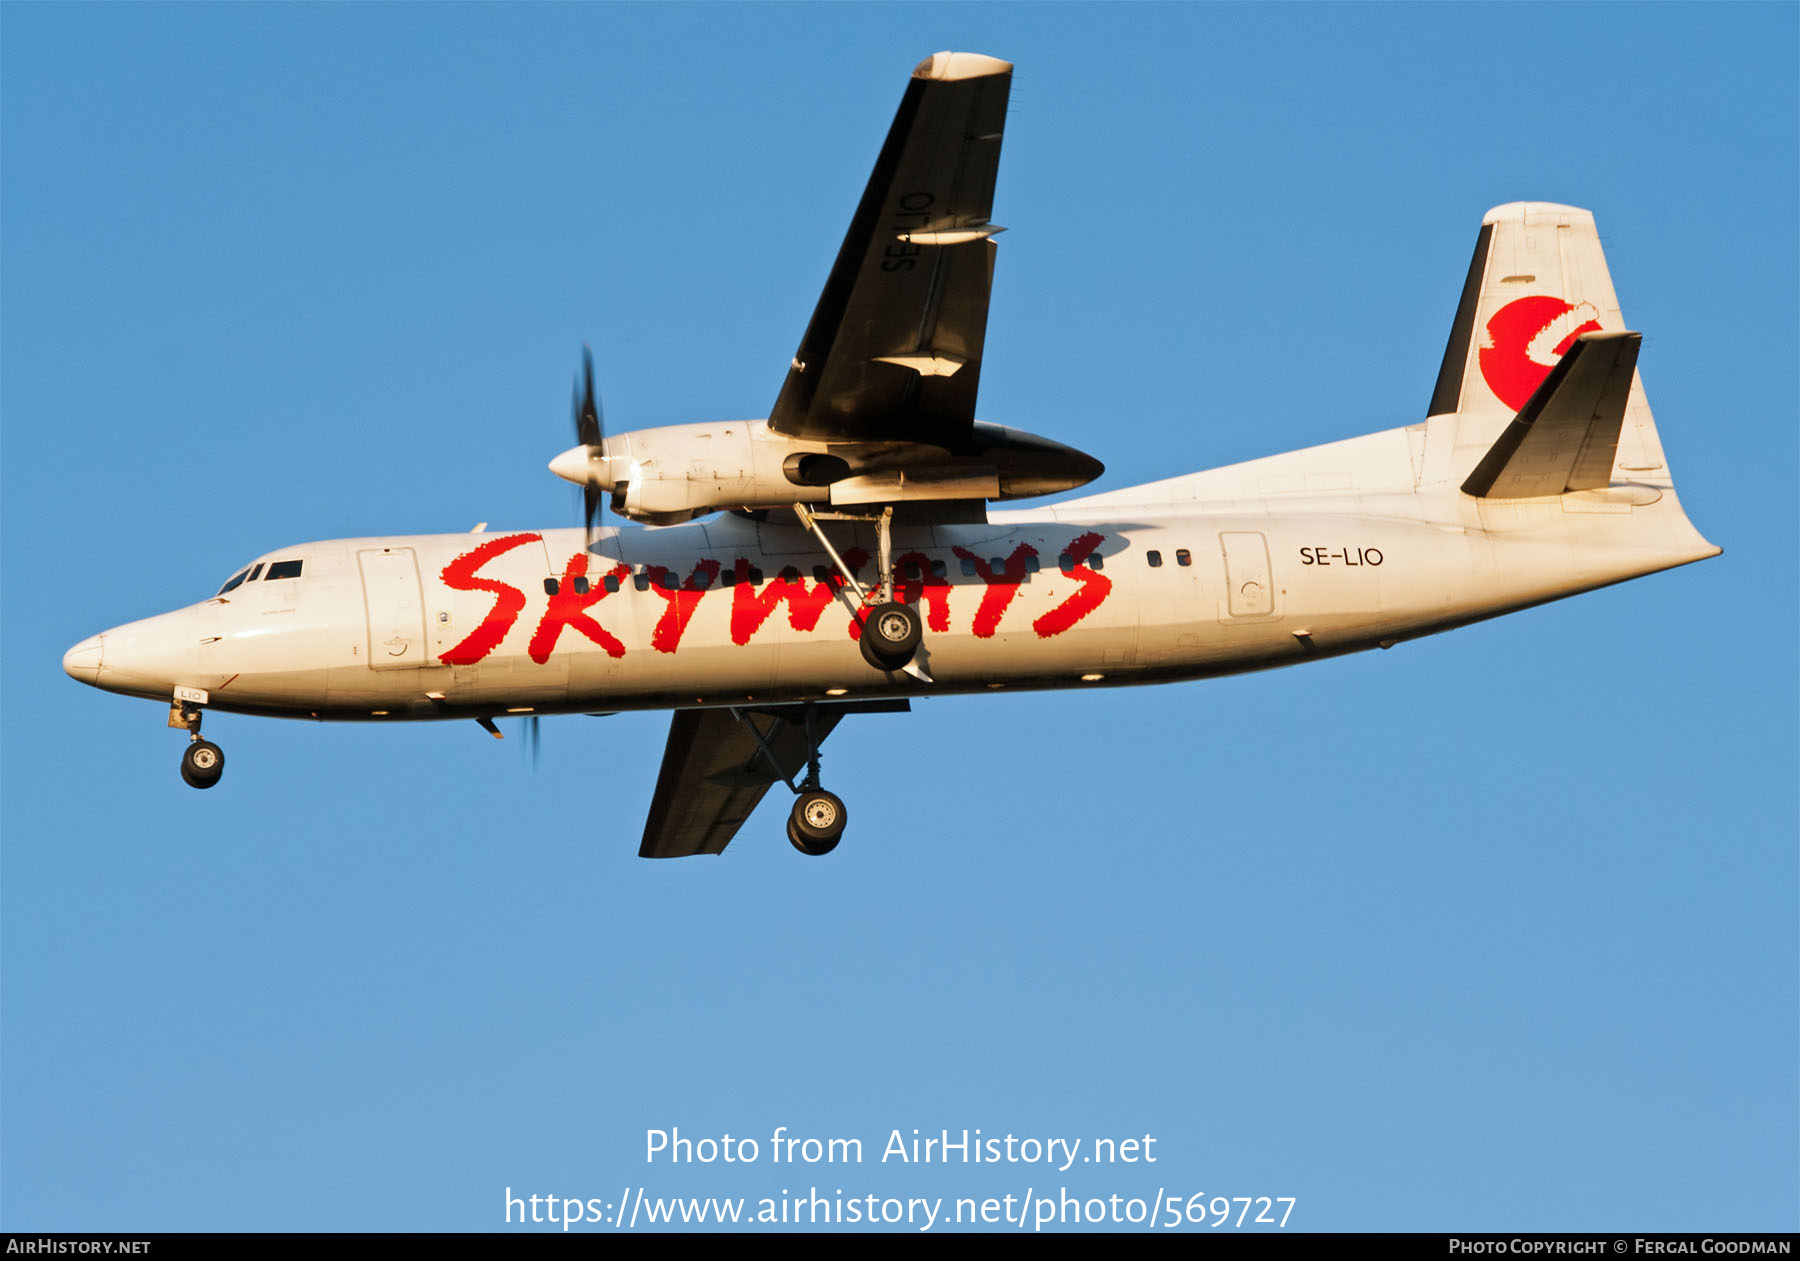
[767,51,1013,451]
[638,702,906,858]
[545,52,1100,527]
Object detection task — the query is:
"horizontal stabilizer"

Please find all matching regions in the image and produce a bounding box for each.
[1461,331,1641,499]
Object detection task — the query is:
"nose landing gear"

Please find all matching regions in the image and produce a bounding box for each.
[170,698,224,789]
[180,740,225,789]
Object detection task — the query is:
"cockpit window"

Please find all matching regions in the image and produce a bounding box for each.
[216,560,276,596]
[264,559,303,581]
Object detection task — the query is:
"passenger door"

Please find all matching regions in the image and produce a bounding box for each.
[358,547,427,670]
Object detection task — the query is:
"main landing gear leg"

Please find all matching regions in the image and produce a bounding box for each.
[792,502,926,675]
[731,702,847,857]
[169,699,225,790]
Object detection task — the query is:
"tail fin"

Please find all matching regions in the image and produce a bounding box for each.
[1424,203,1676,492]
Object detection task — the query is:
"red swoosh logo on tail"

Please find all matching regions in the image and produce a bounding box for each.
[1478,295,1602,411]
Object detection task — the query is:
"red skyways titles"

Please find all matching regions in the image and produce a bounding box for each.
[438,533,541,665]
[645,559,722,654]
[1032,532,1110,638]
[438,535,629,665]
[728,556,855,646]
[528,554,633,662]
[891,550,952,633]
[951,532,1111,639]
[951,543,1036,637]
[437,532,1116,664]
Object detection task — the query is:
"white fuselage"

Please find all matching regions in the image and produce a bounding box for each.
[63,451,1718,724]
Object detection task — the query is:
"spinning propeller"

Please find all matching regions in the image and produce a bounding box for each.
[515,348,607,770]
[572,347,606,546]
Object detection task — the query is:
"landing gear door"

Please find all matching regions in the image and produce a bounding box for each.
[358,547,428,670]
[1219,531,1276,620]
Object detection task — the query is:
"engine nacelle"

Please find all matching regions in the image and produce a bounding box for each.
[547,419,1102,525]
[551,421,824,525]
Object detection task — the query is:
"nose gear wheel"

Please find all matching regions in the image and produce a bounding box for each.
[180,739,225,789]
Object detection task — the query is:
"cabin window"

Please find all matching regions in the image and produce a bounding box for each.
[264,559,303,581]
[960,556,978,577]
[544,578,560,596]
[573,576,590,595]
[1024,555,1040,574]
[1175,549,1192,567]
[931,559,947,580]
[602,574,620,594]
[746,567,765,585]
[720,569,736,587]
[780,566,800,583]
[1089,553,1104,571]
[633,571,651,592]
[1147,550,1163,568]
[1058,553,1074,574]
[657,571,678,591]
[813,565,831,584]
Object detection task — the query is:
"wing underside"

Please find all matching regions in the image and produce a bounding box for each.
[767,52,1013,450]
[638,702,906,858]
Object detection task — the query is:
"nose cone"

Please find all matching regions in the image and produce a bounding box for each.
[549,444,595,486]
[71,608,210,700]
[63,635,104,685]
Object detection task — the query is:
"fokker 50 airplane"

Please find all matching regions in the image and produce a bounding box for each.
[63,52,1718,857]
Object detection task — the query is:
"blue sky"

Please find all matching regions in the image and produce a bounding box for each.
[3,2,1794,1233]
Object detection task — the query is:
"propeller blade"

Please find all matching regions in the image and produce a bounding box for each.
[575,346,603,447]
[583,484,604,546]
[572,346,606,547]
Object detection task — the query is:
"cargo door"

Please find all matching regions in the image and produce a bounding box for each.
[1219,531,1275,619]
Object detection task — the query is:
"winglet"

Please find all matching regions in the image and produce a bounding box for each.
[1462,331,1642,498]
[913,51,1012,81]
